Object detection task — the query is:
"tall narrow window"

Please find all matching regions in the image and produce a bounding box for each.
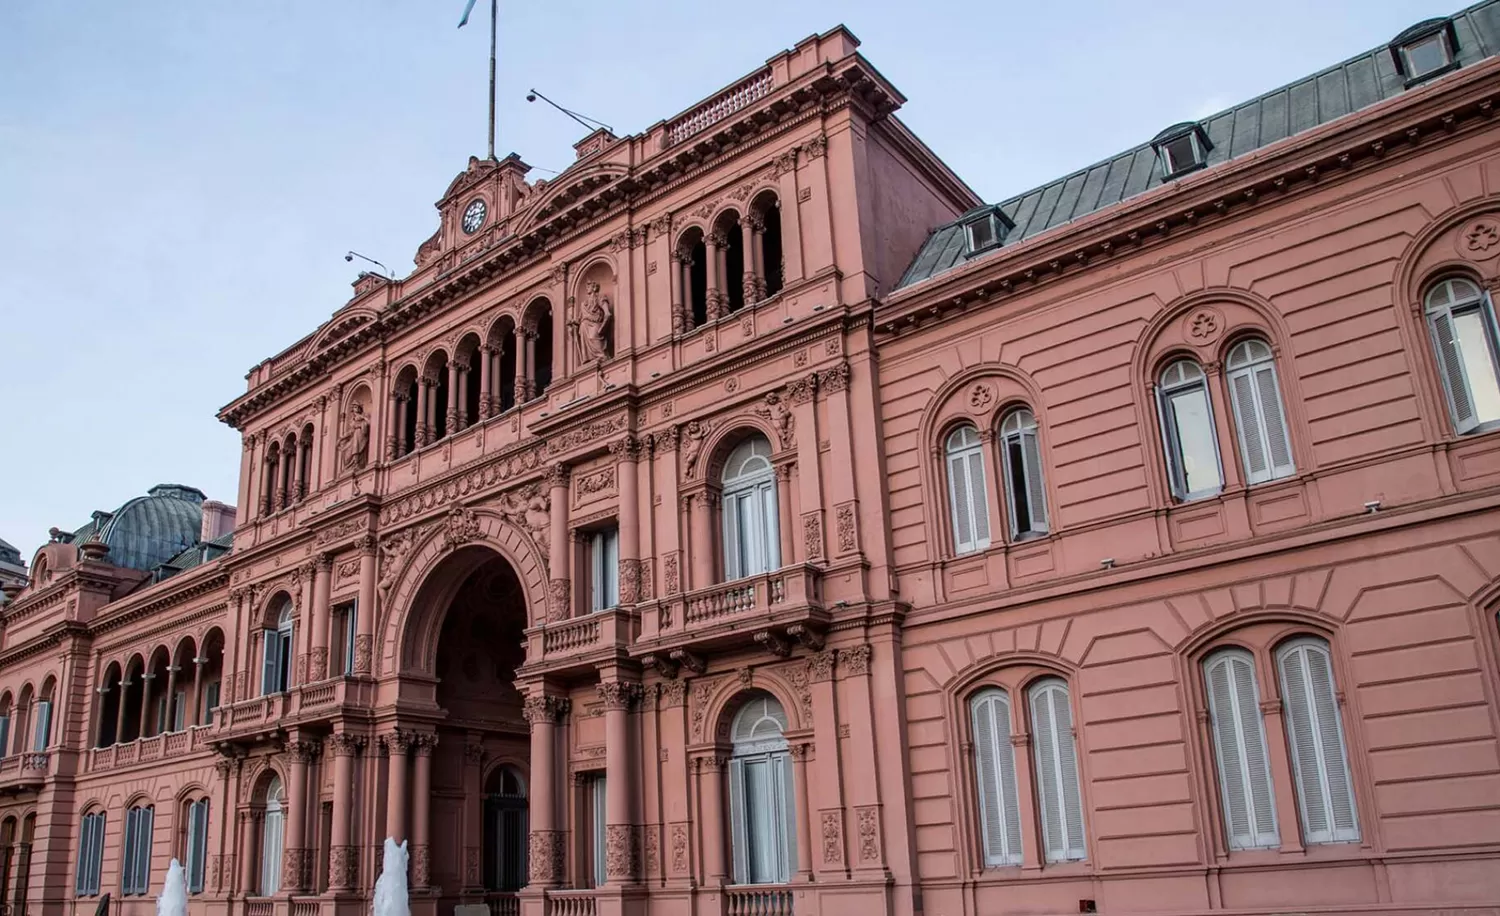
[946,425,992,554]
[588,775,607,888]
[721,436,780,580]
[590,527,620,612]
[337,603,358,676]
[261,776,285,895]
[0,713,10,759]
[1225,339,1295,484]
[1425,277,1500,433]
[262,602,294,695]
[999,409,1049,538]
[1203,650,1279,849]
[1276,638,1359,845]
[1157,360,1224,500]
[728,695,795,885]
[172,690,187,732]
[75,811,105,897]
[202,681,220,726]
[121,804,154,895]
[185,798,209,894]
[1028,678,1086,863]
[483,765,528,892]
[30,699,50,751]
[970,689,1023,866]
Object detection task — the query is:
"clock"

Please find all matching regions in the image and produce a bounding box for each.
[462,198,488,234]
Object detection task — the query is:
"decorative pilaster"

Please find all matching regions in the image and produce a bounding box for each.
[547,463,571,621]
[523,692,570,886]
[411,732,437,888]
[328,732,364,889]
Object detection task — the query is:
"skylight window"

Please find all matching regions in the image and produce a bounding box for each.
[1390,18,1459,86]
[962,207,1012,256]
[1151,123,1212,181]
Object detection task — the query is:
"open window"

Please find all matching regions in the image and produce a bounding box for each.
[1424,276,1500,434]
[962,206,1013,256]
[1156,359,1224,501]
[1151,122,1213,180]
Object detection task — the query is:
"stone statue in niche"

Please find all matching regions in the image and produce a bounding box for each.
[574,280,614,364]
[337,401,370,473]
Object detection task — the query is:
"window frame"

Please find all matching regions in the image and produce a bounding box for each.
[121,803,154,896]
[1224,338,1296,485]
[998,408,1049,539]
[1276,637,1360,846]
[1156,359,1225,502]
[945,424,993,555]
[1202,648,1280,850]
[968,688,1024,867]
[720,437,781,581]
[962,208,1012,257]
[184,797,210,894]
[1423,276,1500,435]
[589,526,621,612]
[262,602,294,696]
[75,811,106,897]
[1027,677,1088,863]
[1390,18,1460,86]
[1151,123,1213,180]
[29,699,50,751]
[727,694,796,886]
[261,776,285,895]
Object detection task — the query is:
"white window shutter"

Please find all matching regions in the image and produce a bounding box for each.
[724,494,742,580]
[31,701,49,751]
[1430,309,1479,433]
[777,752,797,882]
[966,451,991,547]
[1305,645,1359,841]
[1228,367,1270,482]
[261,629,278,696]
[1254,364,1295,477]
[728,758,749,883]
[1205,652,1279,849]
[1021,428,1048,533]
[1030,680,1086,862]
[139,806,154,892]
[1278,640,1359,845]
[760,481,780,571]
[970,691,1023,865]
[947,450,975,553]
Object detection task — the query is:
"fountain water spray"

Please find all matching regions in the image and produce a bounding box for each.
[372,838,410,916]
[157,859,188,916]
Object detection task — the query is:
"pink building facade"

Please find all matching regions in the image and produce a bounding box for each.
[6,7,1500,916]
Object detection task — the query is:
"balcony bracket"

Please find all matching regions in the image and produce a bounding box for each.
[642,653,680,679]
[754,629,792,658]
[785,623,826,652]
[669,648,707,675]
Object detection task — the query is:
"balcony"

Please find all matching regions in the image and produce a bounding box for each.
[521,608,638,677]
[633,565,826,663]
[213,677,378,745]
[725,885,795,916]
[543,890,597,916]
[0,752,49,795]
[486,892,521,916]
[83,727,213,773]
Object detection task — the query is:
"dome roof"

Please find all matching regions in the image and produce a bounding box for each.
[69,484,206,572]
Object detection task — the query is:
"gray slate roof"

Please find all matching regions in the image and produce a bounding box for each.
[896,0,1500,290]
[63,484,208,573]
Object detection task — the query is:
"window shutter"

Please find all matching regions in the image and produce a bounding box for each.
[592,777,607,887]
[1205,652,1279,849]
[605,529,620,607]
[760,481,780,571]
[261,629,278,696]
[728,758,749,883]
[777,752,797,882]
[1050,688,1087,859]
[0,716,10,758]
[1304,645,1359,841]
[1030,681,1086,862]
[970,692,1022,865]
[1254,364,1294,477]
[966,451,991,547]
[1278,640,1358,845]
[187,800,207,893]
[1429,309,1479,432]
[205,681,220,724]
[1228,367,1270,482]
[91,813,105,895]
[32,700,50,750]
[724,494,742,580]
[174,690,187,732]
[1020,428,1048,533]
[137,806,154,893]
[947,449,975,553]
[75,815,90,895]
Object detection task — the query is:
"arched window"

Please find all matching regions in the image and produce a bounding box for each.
[260,775,285,895]
[262,600,294,696]
[483,766,528,892]
[121,803,154,895]
[721,436,780,580]
[31,690,51,751]
[0,694,11,758]
[1203,649,1279,850]
[728,694,795,885]
[998,409,1048,538]
[945,425,991,554]
[1027,678,1086,863]
[74,810,105,896]
[183,797,210,894]
[1225,339,1294,484]
[1156,359,1223,501]
[1424,276,1500,433]
[1276,638,1359,845]
[969,689,1023,866]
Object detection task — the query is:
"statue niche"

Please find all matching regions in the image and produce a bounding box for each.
[571,273,615,367]
[338,387,373,474]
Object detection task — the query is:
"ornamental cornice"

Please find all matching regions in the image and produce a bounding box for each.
[879,63,1500,333]
[217,56,884,432]
[89,572,232,637]
[93,601,230,658]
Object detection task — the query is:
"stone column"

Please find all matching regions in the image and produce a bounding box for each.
[741,215,763,303]
[461,742,485,893]
[519,328,536,401]
[524,693,568,887]
[389,390,405,459]
[114,676,129,743]
[775,464,795,566]
[669,250,687,334]
[600,680,643,885]
[138,672,155,738]
[384,731,412,844]
[689,492,715,590]
[328,733,363,890]
[547,464,571,623]
[417,377,434,447]
[478,346,495,418]
[239,810,259,895]
[310,553,333,681]
[705,232,725,320]
[612,438,642,604]
[411,733,437,888]
[190,657,206,727]
[163,665,180,732]
[790,743,814,880]
[447,360,463,433]
[699,755,727,885]
[285,740,317,892]
[355,536,376,676]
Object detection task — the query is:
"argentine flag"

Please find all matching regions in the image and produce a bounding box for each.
[457,0,479,28]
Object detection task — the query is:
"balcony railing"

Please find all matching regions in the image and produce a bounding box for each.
[636,565,824,657]
[84,728,211,773]
[245,900,273,916]
[545,890,598,916]
[526,607,639,674]
[290,900,319,916]
[725,885,794,916]
[666,68,774,147]
[486,892,521,916]
[215,677,378,741]
[0,751,48,794]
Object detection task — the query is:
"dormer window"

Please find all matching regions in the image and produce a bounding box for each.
[963,207,1012,256]
[1390,18,1459,86]
[1151,123,1212,181]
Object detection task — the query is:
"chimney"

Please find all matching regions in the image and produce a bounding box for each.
[201,501,237,542]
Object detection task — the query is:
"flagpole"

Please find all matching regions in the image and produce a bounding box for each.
[488,0,497,160]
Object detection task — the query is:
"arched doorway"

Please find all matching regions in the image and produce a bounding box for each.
[400,544,531,906]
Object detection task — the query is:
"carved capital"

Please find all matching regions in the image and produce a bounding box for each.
[807,650,836,682]
[382,730,414,755]
[839,644,872,676]
[597,681,645,711]
[522,694,570,726]
[545,463,571,488]
[329,733,365,757]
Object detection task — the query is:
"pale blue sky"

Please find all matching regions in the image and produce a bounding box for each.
[0,0,1445,559]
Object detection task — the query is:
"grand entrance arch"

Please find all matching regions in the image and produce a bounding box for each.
[393,539,533,910]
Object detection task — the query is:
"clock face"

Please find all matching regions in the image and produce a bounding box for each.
[462,198,487,234]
